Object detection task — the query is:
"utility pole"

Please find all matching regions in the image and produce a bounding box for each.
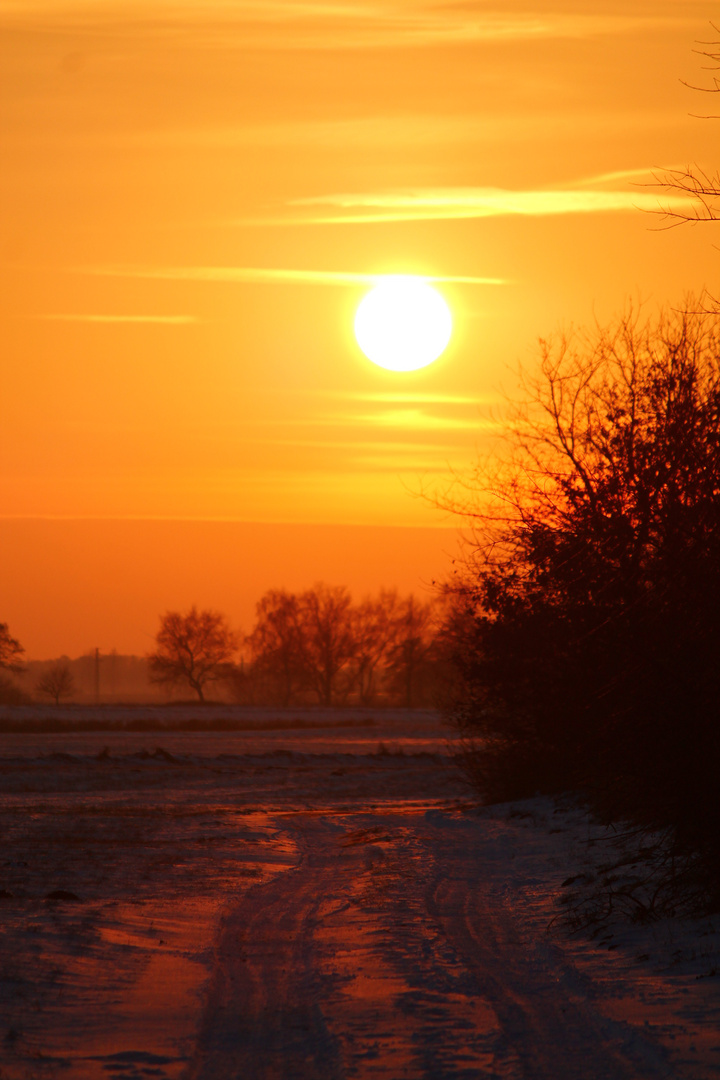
[110,648,117,701]
[94,647,100,705]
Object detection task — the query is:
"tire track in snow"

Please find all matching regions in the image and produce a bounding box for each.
[186,820,345,1080]
[425,870,671,1079]
[186,809,685,1080]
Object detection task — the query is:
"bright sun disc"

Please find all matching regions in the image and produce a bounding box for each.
[354,276,452,372]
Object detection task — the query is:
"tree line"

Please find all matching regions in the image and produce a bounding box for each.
[0,587,451,708]
[148,584,450,707]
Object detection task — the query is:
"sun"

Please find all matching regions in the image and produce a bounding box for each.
[354,276,453,372]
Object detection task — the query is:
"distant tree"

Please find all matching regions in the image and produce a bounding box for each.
[147,607,238,702]
[385,595,435,708]
[227,656,256,705]
[36,663,75,705]
[246,589,305,705]
[0,622,24,673]
[298,584,356,706]
[0,676,31,705]
[352,590,399,705]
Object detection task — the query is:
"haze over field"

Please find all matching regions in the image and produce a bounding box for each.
[0,519,459,658]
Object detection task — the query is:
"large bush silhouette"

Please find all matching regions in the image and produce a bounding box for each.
[444,305,720,889]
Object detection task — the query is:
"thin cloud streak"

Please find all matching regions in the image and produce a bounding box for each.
[16,114,686,154]
[358,409,485,431]
[35,313,197,324]
[290,186,702,223]
[325,391,492,406]
[79,266,506,287]
[0,3,694,51]
[240,407,496,434]
[263,410,495,433]
[229,437,461,453]
[567,166,682,188]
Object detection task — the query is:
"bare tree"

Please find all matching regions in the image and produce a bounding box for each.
[655,29,720,228]
[0,623,27,704]
[298,584,356,706]
[247,589,305,705]
[440,303,720,842]
[0,622,24,673]
[36,663,75,705]
[147,607,238,702]
[351,590,399,705]
[385,596,435,708]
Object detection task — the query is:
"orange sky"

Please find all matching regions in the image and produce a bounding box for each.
[2,1,720,656]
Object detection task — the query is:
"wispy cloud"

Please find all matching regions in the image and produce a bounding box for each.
[78,265,506,287]
[357,408,485,431]
[35,313,197,324]
[327,391,491,406]
[567,166,678,189]
[0,2,694,51]
[19,113,686,155]
[260,409,491,433]
[288,185,702,224]
[231,435,460,453]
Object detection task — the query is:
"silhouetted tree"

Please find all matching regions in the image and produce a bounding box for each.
[352,590,399,705]
[36,663,75,705]
[655,30,720,230]
[386,595,435,708]
[148,607,238,702]
[298,584,356,706]
[246,589,305,705]
[0,623,25,705]
[442,304,720,874]
[242,586,446,707]
[0,623,24,673]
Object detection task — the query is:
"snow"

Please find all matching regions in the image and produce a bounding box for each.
[0,710,719,1078]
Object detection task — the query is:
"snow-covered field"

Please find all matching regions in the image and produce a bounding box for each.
[1,709,719,1079]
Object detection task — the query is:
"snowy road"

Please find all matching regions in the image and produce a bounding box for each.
[188,807,704,1080]
[1,715,719,1079]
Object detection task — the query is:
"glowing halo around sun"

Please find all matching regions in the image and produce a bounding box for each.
[354,276,453,372]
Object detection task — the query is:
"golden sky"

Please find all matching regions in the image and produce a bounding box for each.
[2,1,720,654]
